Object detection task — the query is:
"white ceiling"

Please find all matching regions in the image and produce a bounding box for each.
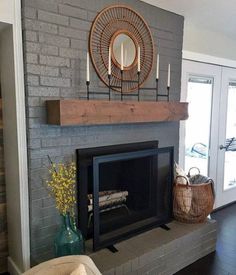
[142,0,236,39]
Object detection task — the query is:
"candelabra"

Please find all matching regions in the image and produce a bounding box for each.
[85,72,170,102]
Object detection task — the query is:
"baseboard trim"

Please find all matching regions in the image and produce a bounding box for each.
[8,257,22,275]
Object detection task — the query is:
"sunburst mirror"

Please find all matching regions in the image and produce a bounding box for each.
[89,5,154,93]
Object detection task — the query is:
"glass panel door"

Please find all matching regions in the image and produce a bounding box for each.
[181,60,222,208]
[181,61,236,208]
[223,82,236,190]
[217,67,236,207]
[180,60,221,189]
[184,77,213,175]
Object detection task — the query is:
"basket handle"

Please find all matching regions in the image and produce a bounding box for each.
[187,167,200,178]
[175,175,189,186]
[208,178,216,199]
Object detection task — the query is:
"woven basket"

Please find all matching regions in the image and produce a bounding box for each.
[173,175,215,223]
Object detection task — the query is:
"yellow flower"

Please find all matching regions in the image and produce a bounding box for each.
[46,161,77,216]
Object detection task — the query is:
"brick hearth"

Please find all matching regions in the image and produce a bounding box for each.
[89,220,217,275]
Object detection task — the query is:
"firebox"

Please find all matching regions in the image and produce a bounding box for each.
[76,141,173,251]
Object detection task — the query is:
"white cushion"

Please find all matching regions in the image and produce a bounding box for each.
[70,264,87,275]
[23,255,102,275]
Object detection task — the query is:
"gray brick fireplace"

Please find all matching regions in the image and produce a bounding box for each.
[21,0,184,265]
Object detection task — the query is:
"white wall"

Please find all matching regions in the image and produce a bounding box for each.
[0,0,14,24]
[141,0,236,61]
[0,0,30,274]
[183,23,236,61]
[183,22,236,60]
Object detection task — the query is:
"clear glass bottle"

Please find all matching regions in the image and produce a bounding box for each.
[54,212,85,257]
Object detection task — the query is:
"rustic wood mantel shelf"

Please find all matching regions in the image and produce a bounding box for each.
[46,99,189,126]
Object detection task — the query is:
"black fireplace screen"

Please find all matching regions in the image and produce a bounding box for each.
[76,142,173,251]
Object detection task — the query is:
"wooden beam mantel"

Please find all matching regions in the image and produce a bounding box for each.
[46,99,188,126]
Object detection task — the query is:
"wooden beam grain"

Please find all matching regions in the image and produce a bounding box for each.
[46,99,188,126]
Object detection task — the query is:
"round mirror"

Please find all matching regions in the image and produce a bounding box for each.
[89,5,154,92]
[112,33,136,68]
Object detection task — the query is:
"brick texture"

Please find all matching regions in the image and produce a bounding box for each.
[21,0,184,265]
[91,220,217,275]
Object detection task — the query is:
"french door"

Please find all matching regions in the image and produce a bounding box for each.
[216,67,236,207]
[181,60,236,208]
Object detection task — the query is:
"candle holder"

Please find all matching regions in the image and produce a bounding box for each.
[86,81,90,100]
[86,70,170,102]
[156,78,159,101]
[154,80,170,102]
[137,77,168,102]
[120,70,123,101]
[106,71,140,101]
[108,74,111,100]
[137,71,140,101]
[167,86,170,102]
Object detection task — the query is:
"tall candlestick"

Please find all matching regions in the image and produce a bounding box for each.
[156,54,159,79]
[108,46,111,75]
[86,52,90,82]
[124,49,128,68]
[138,46,141,72]
[121,43,124,71]
[167,63,170,87]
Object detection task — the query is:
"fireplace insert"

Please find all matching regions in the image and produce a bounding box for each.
[76,141,173,251]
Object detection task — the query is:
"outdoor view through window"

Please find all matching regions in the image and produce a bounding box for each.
[185,77,212,176]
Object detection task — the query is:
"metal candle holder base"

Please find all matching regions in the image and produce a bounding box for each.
[86,81,90,100]
[85,73,170,102]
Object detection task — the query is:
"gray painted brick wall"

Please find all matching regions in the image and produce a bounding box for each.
[90,220,217,275]
[21,0,184,265]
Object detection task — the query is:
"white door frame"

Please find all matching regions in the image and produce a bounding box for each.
[180,60,222,206]
[216,67,236,207]
[0,0,30,273]
[12,0,30,269]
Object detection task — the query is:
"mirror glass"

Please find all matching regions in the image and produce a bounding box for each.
[113,34,136,67]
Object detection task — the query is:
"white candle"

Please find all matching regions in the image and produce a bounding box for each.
[167,63,171,87]
[124,49,128,67]
[121,43,124,71]
[138,46,141,72]
[86,52,90,82]
[156,54,159,79]
[108,46,111,75]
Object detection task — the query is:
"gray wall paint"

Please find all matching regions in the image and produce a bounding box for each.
[21,0,184,265]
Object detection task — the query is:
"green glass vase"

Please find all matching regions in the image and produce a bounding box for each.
[54,213,85,257]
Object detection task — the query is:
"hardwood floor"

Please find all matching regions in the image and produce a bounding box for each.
[175,203,236,275]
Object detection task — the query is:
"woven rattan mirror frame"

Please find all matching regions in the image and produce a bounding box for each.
[89,5,154,93]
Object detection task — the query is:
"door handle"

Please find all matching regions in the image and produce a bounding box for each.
[219,145,226,150]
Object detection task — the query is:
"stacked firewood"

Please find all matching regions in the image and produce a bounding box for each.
[87,190,129,212]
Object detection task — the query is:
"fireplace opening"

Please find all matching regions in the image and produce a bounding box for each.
[76,141,173,251]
